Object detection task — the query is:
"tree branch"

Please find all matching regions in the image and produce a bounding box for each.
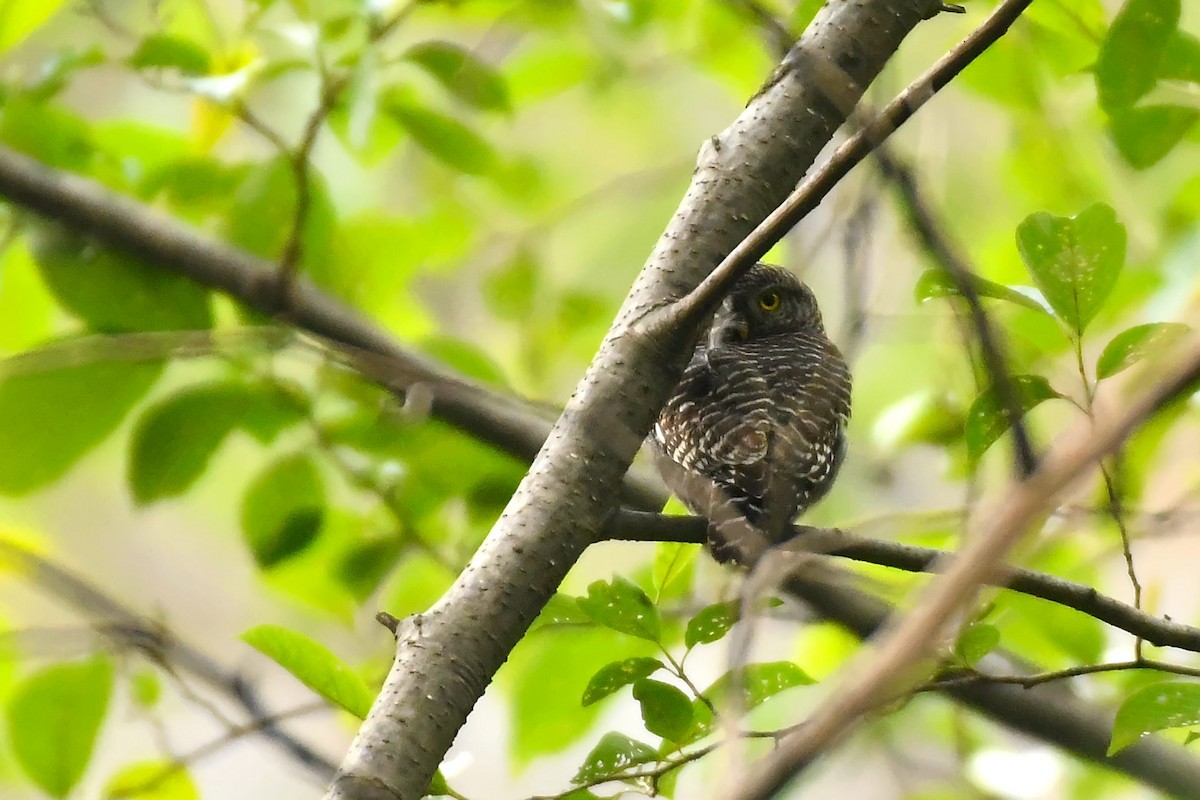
[611,513,1200,654]
[0,537,335,777]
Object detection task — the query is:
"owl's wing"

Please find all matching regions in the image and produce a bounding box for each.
[755,335,852,532]
[653,347,774,517]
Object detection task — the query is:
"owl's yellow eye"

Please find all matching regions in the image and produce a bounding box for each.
[758,290,781,312]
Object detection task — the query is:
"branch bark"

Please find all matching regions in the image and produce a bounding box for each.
[612,513,1200,654]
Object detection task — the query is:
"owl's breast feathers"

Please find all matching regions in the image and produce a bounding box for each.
[652,330,851,543]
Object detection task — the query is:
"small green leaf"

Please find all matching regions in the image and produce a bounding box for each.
[914,269,1050,315]
[0,357,162,495]
[1095,0,1180,112]
[954,623,1000,667]
[702,661,813,709]
[242,624,373,719]
[632,679,693,742]
[103,759,199,799]
[418,335,508,386]
[223,156,335,273]
[872,392,965,451]
[128,382,262,503]
[1108,105,1200,169]
[531,592,595,632]
[130,670,161,709]
[404,41,511,112]
[31,224,213,333]
[483,250,538,321]
[1016,203,1127,334]
[651,541,698,602]
[128,34,211,75]
[7,657,113,798]
[576,577,661,642]
[964,375,1062,465]
[571,732,658,785]
[581,657,665,706]
[381,89,497,174]
[681,662,812,744]
[0,96,92,171]
[240,453,325,568]
[1110,681,1200,755]
[685,601,740,649]
[426,770,451,798]
[1097,322,1192,379]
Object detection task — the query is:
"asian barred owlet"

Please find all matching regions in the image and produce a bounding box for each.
[651,264,852,558]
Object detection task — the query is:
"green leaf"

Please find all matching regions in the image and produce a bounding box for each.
[1015,204,1127,334]
[0,0,67,53]
[223,156,335,272]
[954,623,1000,667]
[702,661,813,709]
[381,89,497,174]
[128,382,272,503]
[632,679,693,742]
[1110,681,1200,755]
[241,624,373,719]
[872,392,965,451]
[504,627,643,763]
[0,96,93,171]
[576,577,661,642]
[685,601,740,649]
[404,41,511,112]
[581,657,664,706]
[240,453,325,568]
[1160,31,1200,83]
[651,541,698,602]
[530,592,595,632]
[964,375,1062,465]
[128,34,210,75]
[1095,0,1180,113]
[30,225,213,332]
[483,250,538,321]
[103,760,199,800]
[26,45,106,100]
[571,731,658,785]
[1108,105,1200,169]
[914,269,1050,315]
[682,661,812,744]
[0,357,162,494]
[130,670,161,709]
[6,657,113,798]
[1097,322,1192,379]
[426,770,451,798]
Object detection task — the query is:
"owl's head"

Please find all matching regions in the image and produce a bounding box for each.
[708,264,824,346]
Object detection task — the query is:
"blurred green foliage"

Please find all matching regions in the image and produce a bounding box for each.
[0,0,1197,798]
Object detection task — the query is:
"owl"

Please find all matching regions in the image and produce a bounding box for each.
[651,264,851,559]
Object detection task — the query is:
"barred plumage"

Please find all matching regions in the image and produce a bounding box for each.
[651,264,851,556]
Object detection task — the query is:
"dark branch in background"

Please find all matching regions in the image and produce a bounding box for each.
[0,6,1198,798]
[612,513,1200,654]
[872,145,1037,476]
[0,538,335,778]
